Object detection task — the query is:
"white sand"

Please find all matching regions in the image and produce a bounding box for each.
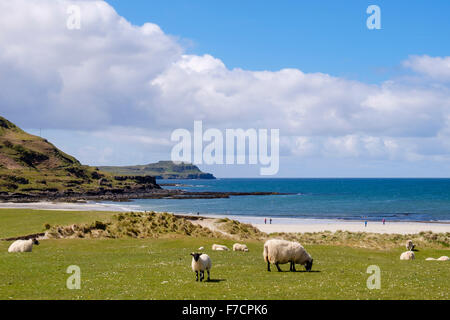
[1,201,449,235]
[253,220,450,235]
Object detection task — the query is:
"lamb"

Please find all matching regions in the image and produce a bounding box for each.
[233,243,249,252]
[190,253,212,282]
[198,246,204,250]
[400,251,415,260]
[8,238,40,253]
[212,244,229,251]
[405,240,415,251]
[437,256,449,261]
[263,239,313,272]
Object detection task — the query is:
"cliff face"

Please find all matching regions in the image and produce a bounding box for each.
[0,116,160,197]
[99,161,216,180]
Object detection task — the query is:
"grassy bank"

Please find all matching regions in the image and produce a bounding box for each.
[0,209,448,300]
[0,238,449,300]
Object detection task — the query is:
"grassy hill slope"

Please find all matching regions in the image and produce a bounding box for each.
[99,161,216,179]
[0,116,159,196]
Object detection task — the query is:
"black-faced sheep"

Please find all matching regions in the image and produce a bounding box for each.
[406,240,415,251]
[263,239,313,272]
[8,239,40,253]
[190,253,212,282]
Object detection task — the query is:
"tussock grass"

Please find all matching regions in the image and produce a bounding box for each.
[46,212,221,239]
[271,230,450,250]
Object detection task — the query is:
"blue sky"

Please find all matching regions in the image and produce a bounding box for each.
[106,0,450,83]
[2,0,450,177]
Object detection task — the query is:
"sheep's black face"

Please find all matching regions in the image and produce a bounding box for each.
[305,259,313,272]
[190,253,201,262]
[33,239,40,245]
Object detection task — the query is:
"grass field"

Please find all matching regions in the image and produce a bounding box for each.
[0,209,449,300]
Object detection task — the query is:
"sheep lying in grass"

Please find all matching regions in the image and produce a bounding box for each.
[406,240,415,251]
[198,246,204,250]
[190,253,212,282]
[426,256,449,261]
[212,244,229,251]
[233,243,249,252]
[400,251,415,260]
[263,239,313,272]
[8,239,40,253]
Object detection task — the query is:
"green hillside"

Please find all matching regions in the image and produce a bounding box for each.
[99,161,216,179]
[0,116,159,195]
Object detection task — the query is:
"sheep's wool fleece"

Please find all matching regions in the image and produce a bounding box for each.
[8,240,34,253]
[192,254,212,272]
[264,239,311,265]
[400,251,415,260]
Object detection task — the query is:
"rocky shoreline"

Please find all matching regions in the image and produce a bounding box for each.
[0,187,289,203]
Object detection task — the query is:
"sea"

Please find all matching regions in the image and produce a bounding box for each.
[99,178,450,222]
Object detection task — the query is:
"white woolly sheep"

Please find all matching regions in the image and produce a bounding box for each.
[212,244,229,251]
[8,239,40,253]
[437,256,449,261]
[198,246,204,250]
[190,253,212,282]
[400,251,415,260]
[405,240,415,251]
[233,243,249,252]
[426,257,436,261]
[263,239,313,272]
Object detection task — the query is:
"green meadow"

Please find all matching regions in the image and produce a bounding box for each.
[0,209,448,300]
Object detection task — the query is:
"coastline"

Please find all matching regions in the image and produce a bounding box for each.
[1,201,449,235]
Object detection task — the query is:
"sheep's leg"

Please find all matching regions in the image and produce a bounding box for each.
[292,263,296,272]
[207,270,210,281]
[275,262,282,272]
[267,261,271,272]
[195,271,199,281]
[289,261,293,272]
[200,271,204,282]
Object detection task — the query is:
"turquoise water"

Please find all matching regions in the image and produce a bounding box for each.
[102,179,450,222]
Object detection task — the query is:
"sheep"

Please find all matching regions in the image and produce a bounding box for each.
[437,256,449,261]
[8,238,40,253]
[190,253,212,282]
[400,251,415,260]
[426,257,436,261]
[263,239,313,272]
[212,244,229,251]
[198,246,204,250]
[233,243,249,252]
[405,240,415,251]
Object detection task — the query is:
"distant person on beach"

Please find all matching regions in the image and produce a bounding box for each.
[270,218,272,225]
[365,220,368,227]
[197,212,199,216]
[382,218,385,225]
[264,218,267,225]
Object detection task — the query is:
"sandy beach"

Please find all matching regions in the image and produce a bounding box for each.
[1,201,449,235]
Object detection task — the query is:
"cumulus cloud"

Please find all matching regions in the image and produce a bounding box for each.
[403,55,450,81]
[0,0,450,170]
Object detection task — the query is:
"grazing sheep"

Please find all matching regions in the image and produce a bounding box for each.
[400,251,415,260]
[437,256,449,261]
[406,240,415,251]
[190,253,212,282]
[263,239,313,272]
[8,239,40,253]
[212,244,229,251]
[198,246,204,250]
[233,243,249,252]
[426,257,436,261]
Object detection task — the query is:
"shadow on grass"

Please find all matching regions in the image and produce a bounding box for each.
[269,270,321,273]
[205,279,226,283]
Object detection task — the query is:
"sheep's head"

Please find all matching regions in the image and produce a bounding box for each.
[190,253,202,262]
[305,259,313,272]
[33,239,40,245]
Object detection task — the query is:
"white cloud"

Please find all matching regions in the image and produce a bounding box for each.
[1,0,450,171]
[403,55,450,81]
